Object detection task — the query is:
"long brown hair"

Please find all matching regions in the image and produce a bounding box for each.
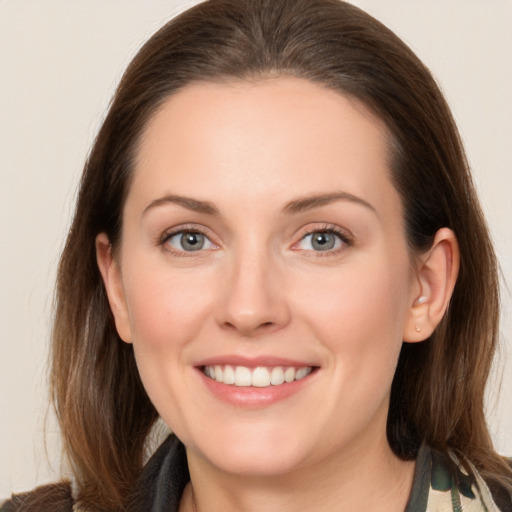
[51,0,510,509]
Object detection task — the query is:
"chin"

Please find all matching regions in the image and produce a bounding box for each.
[206,447,307,477]
[183,423,312,477]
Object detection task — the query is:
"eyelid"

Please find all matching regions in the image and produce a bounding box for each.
[291,223,354,254]
[156,222,353,256]
[159,224,219,255]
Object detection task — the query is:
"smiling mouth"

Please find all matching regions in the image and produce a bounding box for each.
[202,365,314,387]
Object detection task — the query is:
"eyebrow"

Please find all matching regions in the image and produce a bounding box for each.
[143,194,219,216]
[142,191,376,217]
[283,192,377,215]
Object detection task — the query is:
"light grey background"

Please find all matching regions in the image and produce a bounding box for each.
[1,0,511,499]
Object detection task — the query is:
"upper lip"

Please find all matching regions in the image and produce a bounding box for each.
[194,355,318,368]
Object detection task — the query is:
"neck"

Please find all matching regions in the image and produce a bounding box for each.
[181,436,415,512]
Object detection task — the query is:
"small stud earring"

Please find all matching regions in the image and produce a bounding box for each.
[416,296,427,305]
[415,325,422,333]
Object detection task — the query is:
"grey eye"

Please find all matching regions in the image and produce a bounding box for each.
[298,231,342,251]
[311,232,336,250]
[167,231,213,252]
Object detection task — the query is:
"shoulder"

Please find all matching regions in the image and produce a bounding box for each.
[0,436,186,512]
[407,445,512,512]
[0,482,73,512]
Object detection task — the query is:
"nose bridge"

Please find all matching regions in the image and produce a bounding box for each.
[218,236,289,335]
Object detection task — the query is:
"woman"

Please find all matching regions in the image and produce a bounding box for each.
[2,0,511,510]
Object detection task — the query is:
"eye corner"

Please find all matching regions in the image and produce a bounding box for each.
[291,224,354,255]
[159,225,219,256]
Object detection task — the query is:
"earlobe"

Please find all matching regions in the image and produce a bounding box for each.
[95,233,133,343]
[403,228,460,342]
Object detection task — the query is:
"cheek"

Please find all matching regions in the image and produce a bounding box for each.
[296,252,412,369]
[120,264,219,430]
[123,264,216,353]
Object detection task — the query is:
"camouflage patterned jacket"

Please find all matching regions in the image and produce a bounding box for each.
[2,436,511,511]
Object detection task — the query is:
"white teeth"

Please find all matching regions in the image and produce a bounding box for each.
[295,367,312,380]
[203,365,313,387]
[223,365,235,385]
[234,366,252,387]
[284,367,295,383]
[270,366,285,385]
[251,367,271,387]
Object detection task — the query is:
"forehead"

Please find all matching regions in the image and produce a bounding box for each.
[130,77,400,220]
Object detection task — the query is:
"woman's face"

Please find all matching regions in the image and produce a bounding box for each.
[102,78,423,476]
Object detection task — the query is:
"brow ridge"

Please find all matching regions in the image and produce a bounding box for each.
[283,192,376,214]
[143,191,375,217]
[143,194,219,216]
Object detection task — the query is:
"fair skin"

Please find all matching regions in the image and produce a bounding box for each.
[97,78,459,512]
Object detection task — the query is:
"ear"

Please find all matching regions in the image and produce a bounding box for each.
[403,228,460,342]
[95,233,133,343]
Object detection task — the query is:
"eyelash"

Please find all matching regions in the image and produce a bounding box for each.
[158,223,353,257]
[159,224,218,257]
[292,224,353,256]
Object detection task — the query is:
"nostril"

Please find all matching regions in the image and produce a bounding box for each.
[221,319,278,336]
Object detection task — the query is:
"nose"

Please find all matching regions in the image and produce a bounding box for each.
[216,247,291,337]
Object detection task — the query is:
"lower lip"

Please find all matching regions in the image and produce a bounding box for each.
[197,369,316,408]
